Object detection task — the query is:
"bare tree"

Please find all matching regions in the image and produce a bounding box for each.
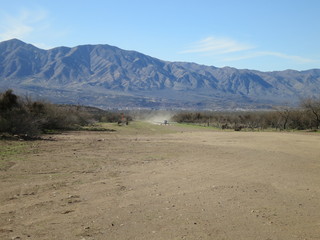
[275,106,292,130]
[301,98,320,129]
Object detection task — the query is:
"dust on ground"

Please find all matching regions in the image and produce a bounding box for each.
[1,122,320,240]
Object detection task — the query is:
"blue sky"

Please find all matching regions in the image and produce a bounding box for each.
[0,0,319,71]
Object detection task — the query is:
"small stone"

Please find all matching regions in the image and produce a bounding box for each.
[68,195,80,199]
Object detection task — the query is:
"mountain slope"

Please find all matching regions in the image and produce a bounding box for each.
[1,39,320,109]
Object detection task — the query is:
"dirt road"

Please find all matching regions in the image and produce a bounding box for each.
[1,122,320,240]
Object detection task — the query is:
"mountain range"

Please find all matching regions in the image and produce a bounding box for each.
[1,38,320,110]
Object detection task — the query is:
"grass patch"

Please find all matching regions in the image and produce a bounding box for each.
[124,121,177,135]
[80,124,116,132]
[175,123,320,133]
[0,141,27,157]
[176,123,223,131]
[305,129,320,133]
[0,141,29,170]
[96,121,177,135]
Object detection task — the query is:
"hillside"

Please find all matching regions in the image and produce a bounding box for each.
[1,39,320,109]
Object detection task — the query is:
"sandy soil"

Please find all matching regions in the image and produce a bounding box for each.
[1,122,320,240]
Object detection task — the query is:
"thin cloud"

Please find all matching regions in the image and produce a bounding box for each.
[180,36,254,54]
[223,51,315,63]
[180,36,316,67]
[0,8,49,42]
[260,51,314,63]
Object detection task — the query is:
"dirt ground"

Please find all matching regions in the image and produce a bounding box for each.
[1,122,320,240]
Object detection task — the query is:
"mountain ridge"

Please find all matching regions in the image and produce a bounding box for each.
[1,39,319,109]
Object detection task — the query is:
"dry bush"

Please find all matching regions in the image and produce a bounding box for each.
[172,102,320,131]
[0,90,94,137]
[0,90,41,136]
[0,89,134,137]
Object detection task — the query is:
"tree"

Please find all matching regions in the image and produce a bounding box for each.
[0,89,18,111]
[275,106,292,130]
[301,97,320,129]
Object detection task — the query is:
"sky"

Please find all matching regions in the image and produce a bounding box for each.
[0,0,319,71]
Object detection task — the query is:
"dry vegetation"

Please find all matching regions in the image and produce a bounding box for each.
[172,98,320,131]
[0,90,131,138]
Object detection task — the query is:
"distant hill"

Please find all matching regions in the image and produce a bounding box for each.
[1,38,320,109]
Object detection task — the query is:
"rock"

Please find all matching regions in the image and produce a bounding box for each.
[68,195,80,199]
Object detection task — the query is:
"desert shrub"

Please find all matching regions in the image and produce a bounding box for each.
[0,90,95,137]
[172,112,211,124]
[0,89,18,111]
[0,89,135,137]
[71,106,132,124]
[171,107,319,131]
[0,90,41,136]
[41,104,92,130]
[99,112,124,123]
